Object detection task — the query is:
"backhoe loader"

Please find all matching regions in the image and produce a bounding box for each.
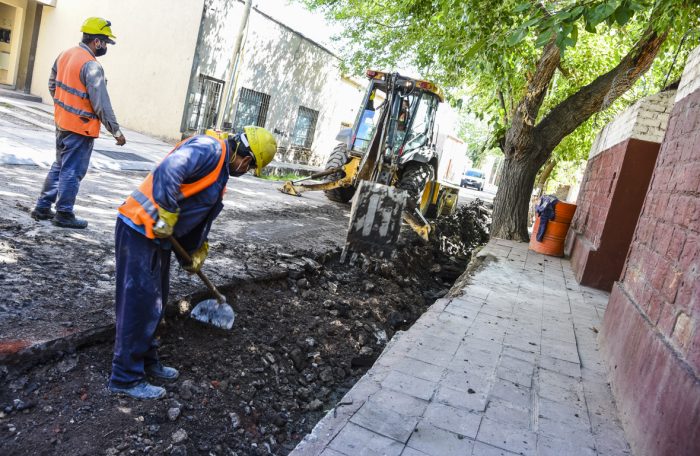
[280,70,459,257]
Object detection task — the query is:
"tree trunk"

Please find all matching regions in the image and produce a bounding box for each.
[490,152,541,241]
[490,25,667,241]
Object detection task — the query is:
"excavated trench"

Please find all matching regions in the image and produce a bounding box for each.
[0,202,489,456]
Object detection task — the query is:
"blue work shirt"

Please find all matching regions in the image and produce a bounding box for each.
[119,135,230,253]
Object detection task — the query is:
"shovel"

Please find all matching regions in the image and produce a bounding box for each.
[169,237,235,330]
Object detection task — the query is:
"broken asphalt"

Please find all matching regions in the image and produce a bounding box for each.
[0,95,348,367]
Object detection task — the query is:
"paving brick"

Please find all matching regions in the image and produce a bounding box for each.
[408,345,456,368]
[470,441,520,455]
[382,370,438,401]
[400,447,431,456]
[537,381,585,407]
[496,365,533,388]
[538,368,582,391]
[422,402,482,438]
[407,423,475,456]
[476,417,537,456]
[537,397,588,427]
[392,356,446,383]
[366,388,429,417]
[442,369,493,394]
[538,354,581,378]
[537,434,596,456]
[435,384,489,412]
[328,422,404,456]
[490,378,532,410]
[502,346,538,364]
[350,401,419,443]
[484,398,531,428]
[540,340,580,364]
[319,448,348,456]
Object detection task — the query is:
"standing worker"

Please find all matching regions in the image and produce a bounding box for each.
[109,127,277,399]
[31,17,126,229]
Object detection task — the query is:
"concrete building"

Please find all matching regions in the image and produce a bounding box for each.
[3,0,467,171]
[4,0,363,165]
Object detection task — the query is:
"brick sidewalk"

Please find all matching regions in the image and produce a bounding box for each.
[291,239,630,456]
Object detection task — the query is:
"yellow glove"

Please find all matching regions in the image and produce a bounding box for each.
[184,242,209,273]
[153,207,179,238]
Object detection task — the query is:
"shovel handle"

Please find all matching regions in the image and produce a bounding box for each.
[169,237,226,304]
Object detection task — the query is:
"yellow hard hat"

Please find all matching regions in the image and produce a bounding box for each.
[243,126,277,176]
[81,17,116,43]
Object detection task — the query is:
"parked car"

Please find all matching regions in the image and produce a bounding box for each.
[461,169,486,191]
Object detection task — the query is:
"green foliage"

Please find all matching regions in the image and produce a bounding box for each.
[303,0,698,192]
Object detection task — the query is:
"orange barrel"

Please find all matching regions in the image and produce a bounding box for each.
[529,201,577,257]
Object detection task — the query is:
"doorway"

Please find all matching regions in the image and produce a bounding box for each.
[0,1,24,86]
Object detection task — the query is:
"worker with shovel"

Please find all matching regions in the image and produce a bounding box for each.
[108,127,277,400]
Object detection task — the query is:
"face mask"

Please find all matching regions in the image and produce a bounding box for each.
[95,41,107,56]
[229,160,248,177]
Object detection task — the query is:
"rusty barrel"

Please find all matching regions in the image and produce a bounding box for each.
[529,201,577,257]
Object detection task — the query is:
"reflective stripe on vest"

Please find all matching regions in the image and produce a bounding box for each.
[53,46,101,137]
[118,137,228,239]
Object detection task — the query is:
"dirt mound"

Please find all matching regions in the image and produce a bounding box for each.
[0,203,489,456]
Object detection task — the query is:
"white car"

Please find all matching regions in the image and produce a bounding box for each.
[460,169,485,191]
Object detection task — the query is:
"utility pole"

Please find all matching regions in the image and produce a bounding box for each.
[215,0,253,130]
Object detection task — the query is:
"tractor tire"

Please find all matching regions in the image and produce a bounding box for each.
[397,161,434,213]
[323,143,356,203]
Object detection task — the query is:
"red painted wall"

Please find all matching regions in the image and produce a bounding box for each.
[568,139,660,290]
[600,86,700,455]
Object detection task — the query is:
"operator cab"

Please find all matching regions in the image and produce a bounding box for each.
[350,70,444,157]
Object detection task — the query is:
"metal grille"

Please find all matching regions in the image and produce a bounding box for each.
[233,87,271,132]
[291,106,319,149]
[187,75,224,132]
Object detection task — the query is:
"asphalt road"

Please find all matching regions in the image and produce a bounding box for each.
[458,185,496,205]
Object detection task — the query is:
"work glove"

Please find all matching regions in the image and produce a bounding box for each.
[153,207,179,238]
[183,242,209,274]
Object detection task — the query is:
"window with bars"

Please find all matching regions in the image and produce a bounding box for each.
[291,106,319,148]
[233,88,271,132]
[187,74,224,132]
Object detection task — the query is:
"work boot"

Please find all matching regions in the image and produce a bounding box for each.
[51,211,88,229]
[108,381,166,400]
[30,206,55,221]
[145,363,179,381]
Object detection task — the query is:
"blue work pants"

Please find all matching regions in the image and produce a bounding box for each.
[36,130,94,213]
[109,218,171,388]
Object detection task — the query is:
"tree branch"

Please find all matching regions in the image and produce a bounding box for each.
[504,41,560,158]
[536,26,668,156]
[498,90,509,125]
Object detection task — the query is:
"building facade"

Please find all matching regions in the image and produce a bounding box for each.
[6,0,465,171]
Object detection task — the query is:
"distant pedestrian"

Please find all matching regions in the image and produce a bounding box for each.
[31,17,126,229]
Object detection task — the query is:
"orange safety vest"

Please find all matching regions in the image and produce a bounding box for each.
[53,46,101,137]
[119,137,228,239]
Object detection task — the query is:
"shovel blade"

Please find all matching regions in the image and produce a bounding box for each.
[190,299,235,330]
[344,181,407,258]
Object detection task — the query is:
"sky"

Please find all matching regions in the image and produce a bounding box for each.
[253,0,342,53]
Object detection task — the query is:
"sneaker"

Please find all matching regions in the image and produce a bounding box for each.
[52,211,88,229]
[31,206,55,221]
[108,381,166,400]
[145,363,180,381]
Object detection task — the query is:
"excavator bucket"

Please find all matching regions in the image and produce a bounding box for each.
[343,181,407,259]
